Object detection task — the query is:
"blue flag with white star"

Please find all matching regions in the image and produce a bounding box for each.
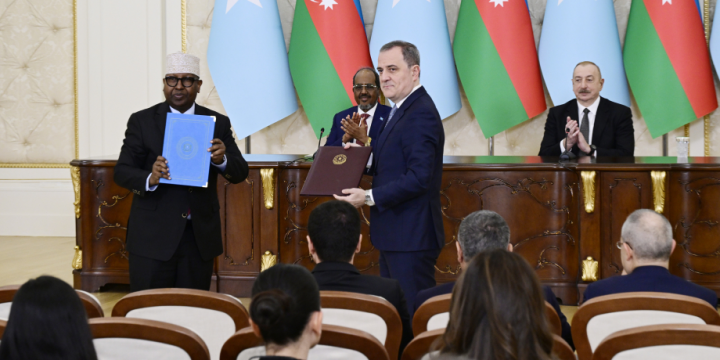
[207,0,298,138]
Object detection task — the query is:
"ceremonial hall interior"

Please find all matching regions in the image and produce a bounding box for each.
[4,0,720,359]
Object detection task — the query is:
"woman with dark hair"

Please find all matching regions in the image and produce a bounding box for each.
[0,276,97,360]
[436,250,555,360]
[249,263,322,360]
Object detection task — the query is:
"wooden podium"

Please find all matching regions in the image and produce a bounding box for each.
[70,155,720,305]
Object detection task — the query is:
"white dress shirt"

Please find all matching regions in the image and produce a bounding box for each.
[559,96,600,155]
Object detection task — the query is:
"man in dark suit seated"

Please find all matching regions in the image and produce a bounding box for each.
[583,209,718,307]
[413,210,574,350]
[307,200,412,355]
[538,61,634,157]
[325,67,392,148]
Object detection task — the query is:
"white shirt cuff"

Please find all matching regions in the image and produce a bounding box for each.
[146,174,158,192]
[559,140,566,153]
[367,189,375,206]
[211,155,227,172]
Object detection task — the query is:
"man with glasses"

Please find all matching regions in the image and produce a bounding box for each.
[325,67,391,148]
[582,209,717,307]
[114,52,248,291]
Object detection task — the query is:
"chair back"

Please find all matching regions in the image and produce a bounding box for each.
[552,334,576,360]
[89,317,210,360]
[592,323,720,360]
[220,324,390,360]
[412,294,451,336]
[572,292,720,360]
[112,288,249,360]
[319,290,402,359]
[0,284,104,320]
[0,319,6,338]
[401,328,443,360]
[413,294,563,337]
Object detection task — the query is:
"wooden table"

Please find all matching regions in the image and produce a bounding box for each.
[70,155,720,305]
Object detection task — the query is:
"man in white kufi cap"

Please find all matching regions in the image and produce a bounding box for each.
[114,52,249,291]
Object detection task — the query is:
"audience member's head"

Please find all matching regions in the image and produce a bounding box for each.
[249,264,322,358]
[438,250,554,360]
[0,276,97,360]
[619,209,676,274]
[307,200,362,264]
[456,210,511,270]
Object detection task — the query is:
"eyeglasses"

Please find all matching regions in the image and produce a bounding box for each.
[353,84,378,91]
[165,76,198,88]
[616,240,633,250]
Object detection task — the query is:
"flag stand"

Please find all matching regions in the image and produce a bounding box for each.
[245,136,251,154]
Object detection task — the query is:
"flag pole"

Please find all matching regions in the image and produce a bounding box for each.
[704,0,711,156]
[662,134,668,156]
[245,136,251,154]
[488,136,494,156]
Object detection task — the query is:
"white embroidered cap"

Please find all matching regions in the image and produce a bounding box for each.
[166,52,200,77]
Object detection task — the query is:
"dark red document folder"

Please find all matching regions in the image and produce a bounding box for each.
[300,146,372,196]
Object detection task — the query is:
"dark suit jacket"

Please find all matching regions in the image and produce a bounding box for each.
[583,265,718,307]
[538,97,634,157]
[413,281,574,350]
[325,104,392,146]
[370,86,445,251]
[311,261,413,355]
[114,102,248,261]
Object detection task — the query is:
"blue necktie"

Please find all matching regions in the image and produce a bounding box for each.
[381,105,398,133]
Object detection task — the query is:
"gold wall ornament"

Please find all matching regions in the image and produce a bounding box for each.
[260,251,277,271]
[71,166,81,218]
[72,246,82,270]
[581,171,596,213]
[260,168,275,210]
[582,256,598,282]
[181,0,187,53]
[651,170,666,214]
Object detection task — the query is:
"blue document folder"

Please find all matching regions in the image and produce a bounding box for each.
[160,113,216,188]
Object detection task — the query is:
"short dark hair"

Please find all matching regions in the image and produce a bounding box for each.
[0,276,98,360]
[353,67,380,88]
[458,210,510,259]
[307,200,361,262]
[380,40,420,68]
[574,61,602,79]
[250,264,320,346]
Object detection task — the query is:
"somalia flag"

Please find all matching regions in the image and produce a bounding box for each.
[370,0,461,119]
[624,0,717,138]
[454,0,546,137]
[539,0,630,108]
[207,0,298,139]
[289,0,373,137]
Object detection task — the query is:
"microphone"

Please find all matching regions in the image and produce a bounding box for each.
[312,127,325,160]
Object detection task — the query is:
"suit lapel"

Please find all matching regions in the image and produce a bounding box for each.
[375,87,426,154]
[592,97,608,145]
[153,102,171,155]
[368,106,386,141]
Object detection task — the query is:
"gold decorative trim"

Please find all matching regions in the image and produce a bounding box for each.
[181,0,187,53]
[651,170,666,214]
[261,250,277,272]
[71,166,81,218]
[0,0,79,168]
[582,256,598,282]
[72,246,82,270]
[260,168,275,210]
[581,171,596,213]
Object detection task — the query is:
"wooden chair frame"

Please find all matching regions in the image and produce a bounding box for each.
[572,292,720,360]
[412,293,562,337]
[319,290,402,359]
[592,324,720,360]
[89,317,210,360]
[0,319,6,338]
[0,284,104,319]
[552,334,576,360]
[401,328,443,360]
[219,323,390,360]
[112,288,249,331]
